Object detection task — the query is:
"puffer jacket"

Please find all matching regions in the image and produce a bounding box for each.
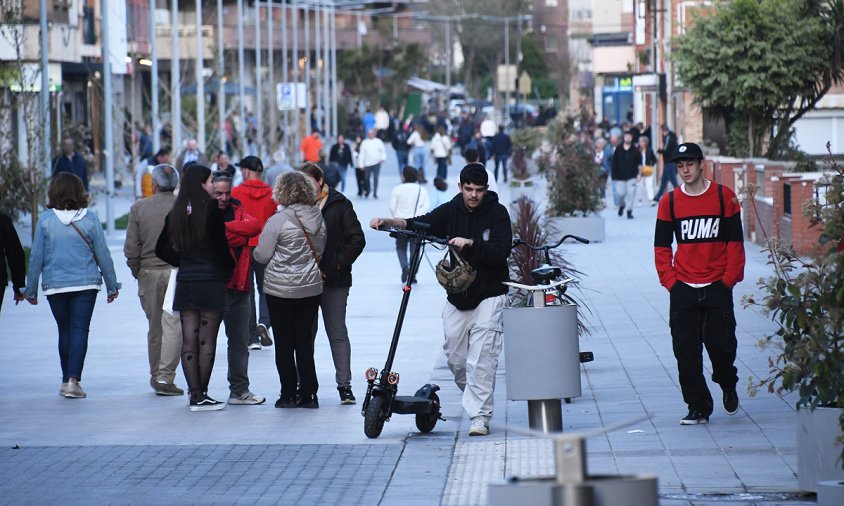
[253,203,326,299]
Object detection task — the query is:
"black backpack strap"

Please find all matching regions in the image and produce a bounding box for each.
[717,183,725,218]
[669,189,675,221]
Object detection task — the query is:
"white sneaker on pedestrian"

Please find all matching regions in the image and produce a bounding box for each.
[228,391,266,405]
[59,382,69,396]
[248,342,262,350]
[468,416,490,436]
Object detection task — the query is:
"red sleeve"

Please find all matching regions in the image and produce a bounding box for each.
[226,210,261,246]
[721,190,745,288]
[654,194,677,290]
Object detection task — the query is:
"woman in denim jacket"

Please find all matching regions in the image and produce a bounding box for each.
[25,173,121,399]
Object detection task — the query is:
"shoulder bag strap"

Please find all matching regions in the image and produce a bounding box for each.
[289,211,326,277]
[69,221,99,266]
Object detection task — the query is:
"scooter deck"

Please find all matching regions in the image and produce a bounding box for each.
[391,395,435,415]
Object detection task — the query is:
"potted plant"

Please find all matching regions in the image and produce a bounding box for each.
[504,127,544,202]
[507,196,590,335]
[542,110,606,242]
[745,148,844,498]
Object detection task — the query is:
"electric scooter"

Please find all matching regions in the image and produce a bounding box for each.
[361,223,448,439]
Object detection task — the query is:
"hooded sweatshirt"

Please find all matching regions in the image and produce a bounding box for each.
[232,179,278,247]
[410,190,512,310]
[253,202,326,299]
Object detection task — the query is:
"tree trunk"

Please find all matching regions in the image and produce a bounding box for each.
[748,115,755,158]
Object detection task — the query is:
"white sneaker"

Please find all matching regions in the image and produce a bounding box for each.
[468,416,490,436]
[248,342,262,350]
[228,391,266,405]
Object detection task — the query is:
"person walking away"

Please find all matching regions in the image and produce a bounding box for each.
[253,171,327,409]
[211,173,266,406]
[175,138,207,178]
[300,164,367,404]
[52,137,89,191]
[490,125,512,183]
[124,164,185,396]
[654,125,680,204]
[155,165,235,411]
[369,163,511,436]
[407,124,429,183]
[431,177,451,208]
[232,156,278,350]
[389,166,430,283]
[636,135,658,206]
[391,122,410,177]
[610,130,640,219]
[329,135,354,193]
[603,131,621,207]
[300,130,323,164]
[431,125,453,180]
[654,142,745,425]
[463,148,497,193]
[25,173,121,398]
[0,211,26,314]
[358,128,387,199]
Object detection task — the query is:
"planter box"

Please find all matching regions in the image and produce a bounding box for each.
[548,215,606,243]
[797,407,844,492]
[818,480,844,506]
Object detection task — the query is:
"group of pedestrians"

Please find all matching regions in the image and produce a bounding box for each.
[600,124,680,219]
[0,115,746,434]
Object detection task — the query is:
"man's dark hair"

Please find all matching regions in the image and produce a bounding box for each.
[155,148,170,160]
[402,166,418,183]
[459,163,488,186]
[463,148,479,163]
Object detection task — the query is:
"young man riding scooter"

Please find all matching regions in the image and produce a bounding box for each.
[370,163,512,436]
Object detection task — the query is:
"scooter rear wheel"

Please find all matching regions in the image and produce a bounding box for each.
[364,396,387,439]
[415,393,440,433]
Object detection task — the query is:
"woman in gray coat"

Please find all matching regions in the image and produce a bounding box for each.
[254,171,327,408]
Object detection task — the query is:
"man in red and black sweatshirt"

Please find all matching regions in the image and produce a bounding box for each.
[213,174,265,406]
[654,142,745,425]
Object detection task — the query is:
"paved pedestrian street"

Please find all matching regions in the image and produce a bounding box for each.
[0,159,816,505]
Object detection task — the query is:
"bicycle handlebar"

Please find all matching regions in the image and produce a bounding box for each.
[379,226,450,246]
[512,234,590,251]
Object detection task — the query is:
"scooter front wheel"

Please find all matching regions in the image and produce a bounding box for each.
[364,396,388,438]
[415,393,440,433]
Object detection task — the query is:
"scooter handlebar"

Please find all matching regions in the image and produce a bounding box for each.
[380,226,450,246]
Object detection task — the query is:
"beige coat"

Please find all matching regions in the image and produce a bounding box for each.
[253,203,326,299]
[124,191,177,278]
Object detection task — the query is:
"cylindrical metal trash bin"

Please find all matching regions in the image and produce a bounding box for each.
[503,304,581,401]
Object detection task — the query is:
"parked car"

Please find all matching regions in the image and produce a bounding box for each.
[507,104,539,128]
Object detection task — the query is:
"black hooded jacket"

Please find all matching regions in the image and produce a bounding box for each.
[320,187,366,288]
[410,190,511,310]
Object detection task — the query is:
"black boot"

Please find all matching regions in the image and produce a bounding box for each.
[618,205,625,217]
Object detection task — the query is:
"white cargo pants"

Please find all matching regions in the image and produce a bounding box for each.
[442,295,505,420]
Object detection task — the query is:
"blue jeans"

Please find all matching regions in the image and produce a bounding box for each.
[47,289,97,382]
[395,149,409,176]
[436,157,449,180]
[655,163,679,201]
[412,147,426,174]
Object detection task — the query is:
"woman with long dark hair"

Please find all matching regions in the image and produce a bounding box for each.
[156,165,235,411]
[24,173,120,398]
